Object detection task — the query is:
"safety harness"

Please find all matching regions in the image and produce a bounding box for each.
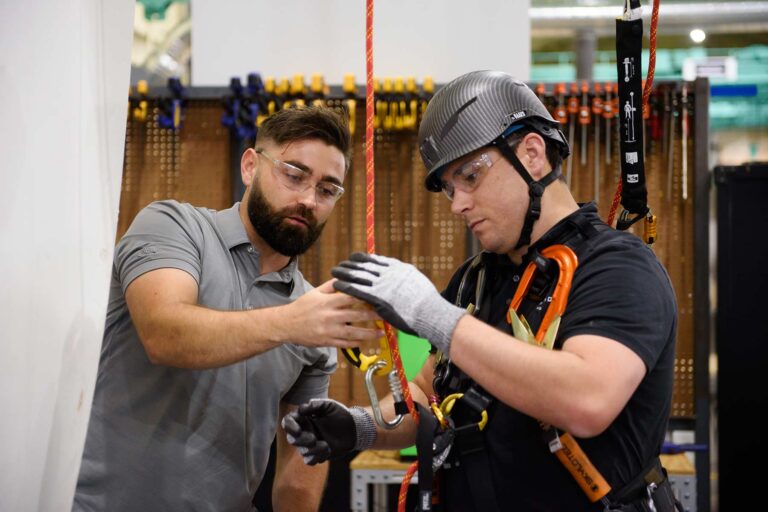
[424,209,681,512]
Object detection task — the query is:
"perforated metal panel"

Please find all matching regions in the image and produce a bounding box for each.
[119,86,698,417]
[119,99,232,239]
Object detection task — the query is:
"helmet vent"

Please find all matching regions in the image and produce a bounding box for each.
[439,96,478,140]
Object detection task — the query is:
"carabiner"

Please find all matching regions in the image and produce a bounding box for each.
[507,244,578,345]
[439,393,488,431]
[643,210,657,245]
[364,359,405,430]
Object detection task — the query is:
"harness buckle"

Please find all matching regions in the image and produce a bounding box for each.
[543,425,563,452]
[646,482,658,512]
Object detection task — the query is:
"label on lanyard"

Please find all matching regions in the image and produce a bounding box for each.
[615,18,648,215]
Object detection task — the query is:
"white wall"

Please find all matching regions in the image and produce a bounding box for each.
[0,1,134,510]
[191,0,530,86]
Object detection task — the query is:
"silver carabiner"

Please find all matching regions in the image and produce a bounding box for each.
[364,359,405,430]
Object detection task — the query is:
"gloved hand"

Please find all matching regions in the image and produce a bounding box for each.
[331,252,466,355]
[281,398,377,465]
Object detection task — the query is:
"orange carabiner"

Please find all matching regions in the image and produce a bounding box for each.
[507,244,578,344]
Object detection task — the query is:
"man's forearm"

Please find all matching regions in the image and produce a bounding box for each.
[274,403,329,512]
[368,380,430,450]
[137,302,288,369]
[272,459,328,512]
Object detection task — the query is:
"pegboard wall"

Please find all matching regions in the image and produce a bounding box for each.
[120,79,708,419]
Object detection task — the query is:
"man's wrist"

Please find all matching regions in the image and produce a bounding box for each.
[260,304,290,345]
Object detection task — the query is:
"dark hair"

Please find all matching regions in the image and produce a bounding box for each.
[505,126,565,180]
[255,106,352,171]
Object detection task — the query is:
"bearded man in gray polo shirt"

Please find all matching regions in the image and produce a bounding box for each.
[73,106,381,512]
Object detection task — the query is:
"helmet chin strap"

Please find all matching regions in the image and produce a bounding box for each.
[491,136,562,250]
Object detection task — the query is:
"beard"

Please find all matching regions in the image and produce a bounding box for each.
[246,179,326,257]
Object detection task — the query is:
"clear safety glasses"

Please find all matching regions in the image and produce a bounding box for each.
[255,148,345,204]
[440,152,501,201]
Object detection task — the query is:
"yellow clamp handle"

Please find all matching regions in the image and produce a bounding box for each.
[342,73,357,136]
[342,319,392,376]
[132,80,149,122]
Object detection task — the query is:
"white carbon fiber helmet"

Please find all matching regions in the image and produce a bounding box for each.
[418,70,569,192]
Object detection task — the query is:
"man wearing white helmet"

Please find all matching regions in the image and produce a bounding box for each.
[283,71,681,511]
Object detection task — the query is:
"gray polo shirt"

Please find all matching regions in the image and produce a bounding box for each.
[74,200,336,512]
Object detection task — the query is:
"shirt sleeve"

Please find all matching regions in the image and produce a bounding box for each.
[114,200,204,292]
[281,347,338,405]
[557,235,678,371]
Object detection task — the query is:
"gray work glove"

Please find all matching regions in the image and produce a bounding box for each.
[331,252,466,355]
[281,398,377,465]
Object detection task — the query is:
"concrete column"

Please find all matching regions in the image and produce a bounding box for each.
[575,28,596,80]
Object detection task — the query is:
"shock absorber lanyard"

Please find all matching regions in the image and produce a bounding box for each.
[615,0,649,231]
[507,243,613,504]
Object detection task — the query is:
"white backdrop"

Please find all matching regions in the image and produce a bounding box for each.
[191,0,531,86]
[0,1,134,510]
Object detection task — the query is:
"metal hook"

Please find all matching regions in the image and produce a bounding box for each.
[364,360,405,430]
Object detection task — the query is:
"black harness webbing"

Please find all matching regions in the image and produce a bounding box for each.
[415,403,438,511]
[447,387,499,512]
[605,458,685,512]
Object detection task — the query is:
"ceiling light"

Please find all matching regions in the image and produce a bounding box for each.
[690,28,706,43]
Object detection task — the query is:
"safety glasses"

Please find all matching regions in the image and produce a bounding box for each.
[255,148,345,204]
[440,152,500,201]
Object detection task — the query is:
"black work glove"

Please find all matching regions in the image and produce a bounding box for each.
[331,252,466,354]
[281,398,377,465]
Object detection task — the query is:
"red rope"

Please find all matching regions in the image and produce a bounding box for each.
[643,0,660,110]
[364,3,420,511]
[364,0,418,425]
[365,0,375,253]
[607,0,660,228]
[607,182,623,227]
[399,461,420,512]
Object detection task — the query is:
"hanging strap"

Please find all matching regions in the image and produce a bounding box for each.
[415,403,439,511]
[615,6,648,230]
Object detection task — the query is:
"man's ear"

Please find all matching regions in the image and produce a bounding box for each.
[522,132,549,180]
[241,148,257,186]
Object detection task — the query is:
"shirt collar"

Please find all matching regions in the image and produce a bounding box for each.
[216,202,251,250]
[527,201,600,255]
[477,203,601,271]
